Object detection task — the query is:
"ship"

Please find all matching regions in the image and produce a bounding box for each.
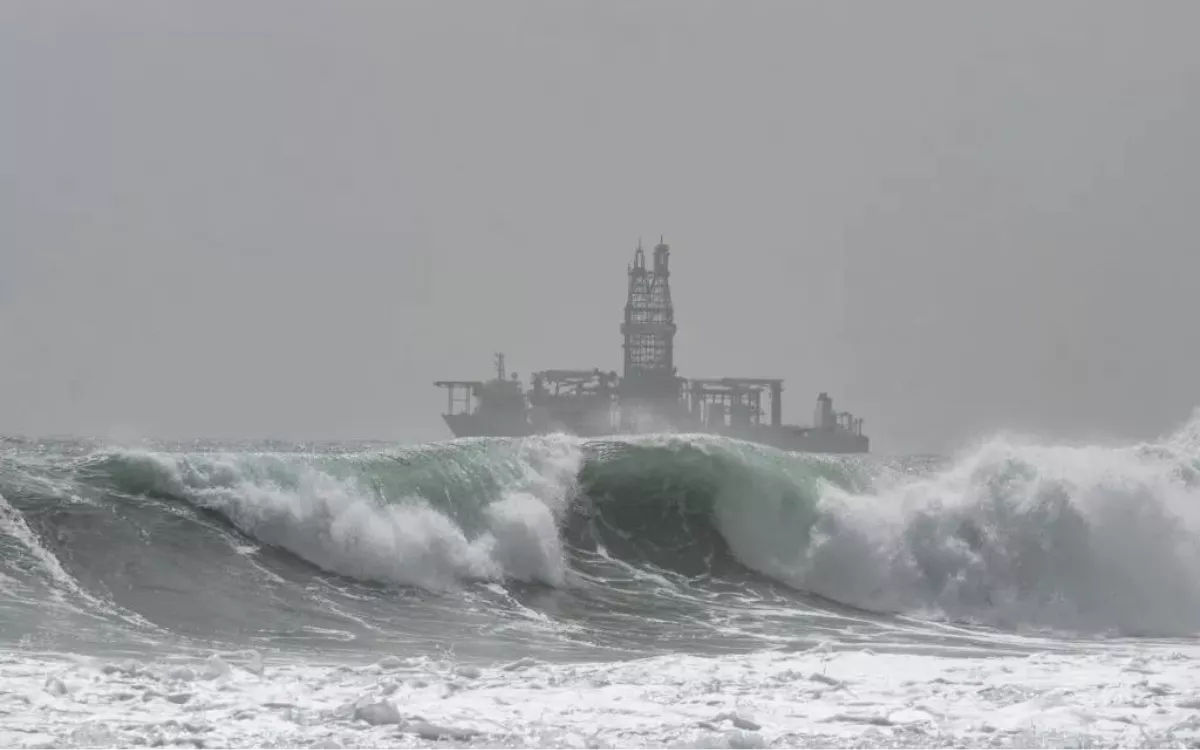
[434,238,869,454]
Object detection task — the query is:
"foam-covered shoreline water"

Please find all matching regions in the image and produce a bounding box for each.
[6,642,1200,748]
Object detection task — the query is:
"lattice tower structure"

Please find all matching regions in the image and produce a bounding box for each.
[621,238,679,400]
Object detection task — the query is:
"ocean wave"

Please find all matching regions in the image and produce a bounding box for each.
[3,416,1200,638]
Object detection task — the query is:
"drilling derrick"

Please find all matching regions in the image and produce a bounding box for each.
[620,238,680,424]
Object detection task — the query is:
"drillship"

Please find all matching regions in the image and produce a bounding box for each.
[434,238,869,454]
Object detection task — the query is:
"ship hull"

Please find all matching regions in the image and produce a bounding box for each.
[441,413,868,454]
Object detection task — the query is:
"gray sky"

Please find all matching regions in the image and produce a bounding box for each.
[2,0,1199,454]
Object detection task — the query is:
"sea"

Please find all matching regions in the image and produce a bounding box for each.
[4,416,1200,748]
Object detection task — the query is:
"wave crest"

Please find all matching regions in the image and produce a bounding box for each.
[72,437,582,591]
[737,435,1200,635]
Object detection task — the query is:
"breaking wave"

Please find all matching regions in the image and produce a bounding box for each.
[4,412,1200,643]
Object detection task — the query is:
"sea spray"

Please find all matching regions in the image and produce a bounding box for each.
[711,426,1200,635]
[73,437,585,590]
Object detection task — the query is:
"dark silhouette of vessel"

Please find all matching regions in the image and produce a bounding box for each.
[435,239,869,454]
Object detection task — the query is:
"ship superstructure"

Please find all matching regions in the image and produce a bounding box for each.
[434,238,869,454]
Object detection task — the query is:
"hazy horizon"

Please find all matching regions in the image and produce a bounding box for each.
[3,0,1199,454]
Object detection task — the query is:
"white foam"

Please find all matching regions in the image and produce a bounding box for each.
[108,438,583,591]
[481,491,566,586]
[714,415,1200,636]
[5,642,1200,748]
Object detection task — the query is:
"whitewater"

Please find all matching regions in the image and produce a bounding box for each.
[5,416,1200,747]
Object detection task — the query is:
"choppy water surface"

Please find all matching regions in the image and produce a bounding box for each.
[4,420,1200,747]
